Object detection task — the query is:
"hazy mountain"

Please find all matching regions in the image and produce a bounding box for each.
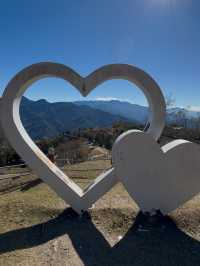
[75,100,200,126]
[75,100,149,124]
[167,107,200,119]
[20,97,129,139]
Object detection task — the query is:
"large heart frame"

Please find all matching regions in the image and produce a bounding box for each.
[0,62,166,213]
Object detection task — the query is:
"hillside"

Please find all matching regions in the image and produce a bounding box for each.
[1,158,200,265]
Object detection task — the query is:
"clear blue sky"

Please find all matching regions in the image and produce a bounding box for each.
[0,0,200,109]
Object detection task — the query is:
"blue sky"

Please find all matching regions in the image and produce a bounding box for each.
[0,0,200,109]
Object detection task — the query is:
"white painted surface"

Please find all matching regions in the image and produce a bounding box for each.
[112,130,200,214]
[0,62,165,213]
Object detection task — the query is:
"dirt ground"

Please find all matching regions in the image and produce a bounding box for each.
[1,160,200,265]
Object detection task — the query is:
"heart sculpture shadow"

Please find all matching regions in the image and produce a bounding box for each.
[1,208,200,266]
[0,62,165,213]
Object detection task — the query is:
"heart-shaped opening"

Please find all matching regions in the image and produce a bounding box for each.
[19,77,150,192]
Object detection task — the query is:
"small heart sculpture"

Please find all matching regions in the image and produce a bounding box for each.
[0,62,165,213]
[112,130,200,214]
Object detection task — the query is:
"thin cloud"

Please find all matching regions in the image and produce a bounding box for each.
[95,97,131,102]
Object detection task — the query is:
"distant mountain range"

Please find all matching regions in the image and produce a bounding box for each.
[76,100,200,124]
[75,100,148,124]
[20,98,129,139]
[20,97,200,139]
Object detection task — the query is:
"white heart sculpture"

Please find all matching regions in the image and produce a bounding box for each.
[112,130,200,214]
[0,62,165,213]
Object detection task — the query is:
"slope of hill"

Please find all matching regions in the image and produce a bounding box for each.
[20,97,128,139]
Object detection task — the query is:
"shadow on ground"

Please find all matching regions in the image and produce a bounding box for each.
[20,178,43,192]
[0,208,200,266]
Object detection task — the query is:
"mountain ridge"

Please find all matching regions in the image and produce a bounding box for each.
[19,97,200,140]
[20,97,130,139]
